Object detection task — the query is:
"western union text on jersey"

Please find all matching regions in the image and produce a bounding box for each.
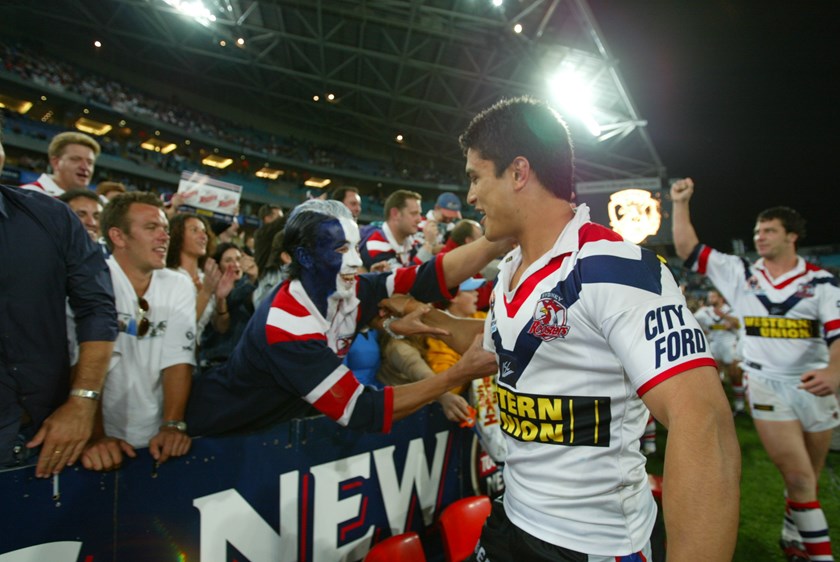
[496,387,611,447]
[743,317,819,339]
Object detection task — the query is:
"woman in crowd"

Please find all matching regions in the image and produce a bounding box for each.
[198,242,257,367]
[166,213,235,340]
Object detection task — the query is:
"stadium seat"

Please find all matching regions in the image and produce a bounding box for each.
[438,495,492,562]
[364,531,426,562]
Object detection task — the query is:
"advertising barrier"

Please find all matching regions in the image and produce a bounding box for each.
[1,406,482,562]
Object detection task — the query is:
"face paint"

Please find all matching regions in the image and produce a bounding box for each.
[310,217,361,303]
[331,217,362,300]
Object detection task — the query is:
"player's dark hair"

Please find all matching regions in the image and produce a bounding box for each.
[757,206,806,244]
[459,96,575,201]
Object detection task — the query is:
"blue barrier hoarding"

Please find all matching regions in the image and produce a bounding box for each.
[1,406,478,562]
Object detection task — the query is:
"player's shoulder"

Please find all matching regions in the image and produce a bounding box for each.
[804,261,840,287]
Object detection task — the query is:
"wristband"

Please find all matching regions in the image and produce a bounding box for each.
[69,388,101,401]
[382,316,405,340]
[161,420,187,432]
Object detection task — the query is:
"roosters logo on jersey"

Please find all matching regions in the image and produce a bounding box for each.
[794,283,815,299]
[527,293,570,342]
[745,275,762,293]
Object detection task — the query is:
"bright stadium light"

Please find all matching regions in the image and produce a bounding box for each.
[547,71,601,137]
[162,0,217,26]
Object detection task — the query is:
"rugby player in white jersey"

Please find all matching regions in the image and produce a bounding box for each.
[450,97,740,562]
[672,178,839,562]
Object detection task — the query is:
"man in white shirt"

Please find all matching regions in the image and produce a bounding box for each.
[81,192,196,471]
[21,131,100,197]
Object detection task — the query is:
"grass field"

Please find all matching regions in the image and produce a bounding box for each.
[644,414,840,561]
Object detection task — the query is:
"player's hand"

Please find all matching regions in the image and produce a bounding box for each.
[148,427,192,464]
[387,305,451,337]
[453,335,498,384]
[669,178,694,203]
[81,436,137,472]
[799,368,840,396]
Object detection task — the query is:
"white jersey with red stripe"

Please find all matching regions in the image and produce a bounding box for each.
[484,204,715,555]
[20,173,65,197]
[686,244,840,380]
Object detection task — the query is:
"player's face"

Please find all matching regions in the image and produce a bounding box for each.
[753,218,796,260]
[119,203,170,272]
[51,143,96,190]
[315,217,362,300]
[342,192,362,219]
[465,148,515,242]
[182,217,209,258]
[67,196,103,241]
[707,291,722,307]
[394,198,423,238]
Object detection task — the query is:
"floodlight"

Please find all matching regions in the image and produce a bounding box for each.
[162,0,217,26]
[547,71,601,136]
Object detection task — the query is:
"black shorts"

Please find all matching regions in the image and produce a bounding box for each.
[471,497,652,562]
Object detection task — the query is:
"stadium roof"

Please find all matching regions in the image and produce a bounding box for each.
[2,0,664,182]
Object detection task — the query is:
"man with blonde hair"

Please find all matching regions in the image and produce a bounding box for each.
[22,131,101,197]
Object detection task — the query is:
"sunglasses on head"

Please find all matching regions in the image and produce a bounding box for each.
[137,297,150,337]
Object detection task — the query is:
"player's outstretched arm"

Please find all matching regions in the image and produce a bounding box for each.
[642,365,741,562]
[670,178,701,261]
[379,295,485,354]
[440,236,511,289]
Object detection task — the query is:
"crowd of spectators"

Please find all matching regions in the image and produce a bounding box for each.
[1,124,497,479]
[0,40,463,188]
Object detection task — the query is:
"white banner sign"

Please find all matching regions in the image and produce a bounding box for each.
[176,170,242,220]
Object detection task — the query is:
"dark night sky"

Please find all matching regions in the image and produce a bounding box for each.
[587,0,839,251]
